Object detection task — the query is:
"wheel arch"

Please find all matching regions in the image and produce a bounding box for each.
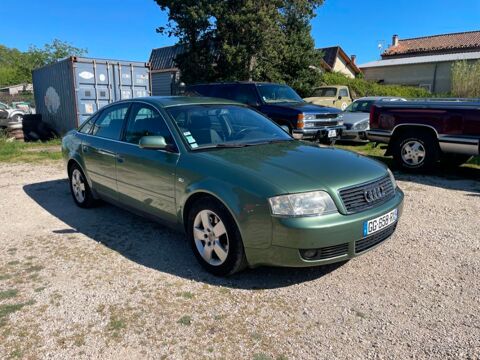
[387,124,439,155]
[67,158,98,198]
[181,190,241,234]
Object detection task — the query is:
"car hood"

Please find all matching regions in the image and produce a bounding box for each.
[339,112,369,125]
[262,102,340,114]
[196,141,387,195]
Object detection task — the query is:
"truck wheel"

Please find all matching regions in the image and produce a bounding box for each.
[440,154,472,168]
[392,131,438,171]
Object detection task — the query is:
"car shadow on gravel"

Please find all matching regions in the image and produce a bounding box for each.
[23,179,345,290]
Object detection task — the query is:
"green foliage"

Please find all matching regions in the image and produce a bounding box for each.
[0,40,87,87]
[155,0,323,95]
[317,72,431,99]
[451,60,480,98]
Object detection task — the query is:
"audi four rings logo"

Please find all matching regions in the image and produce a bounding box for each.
[364,186,385,203]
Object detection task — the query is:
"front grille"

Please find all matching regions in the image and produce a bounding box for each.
[300,242,349,261]
[312,120,339,127]
[339,176,395,214]
[355,224,397,253]
[316,113,338,119]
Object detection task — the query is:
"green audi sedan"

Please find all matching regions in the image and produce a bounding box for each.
[62,96,404,276]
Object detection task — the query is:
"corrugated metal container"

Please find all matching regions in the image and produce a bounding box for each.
[32,56,150,135]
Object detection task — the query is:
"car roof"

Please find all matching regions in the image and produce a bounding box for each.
[120,96,243,108]
[189,81,285,87]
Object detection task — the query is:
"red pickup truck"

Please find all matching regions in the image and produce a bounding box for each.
[367,101,480,171]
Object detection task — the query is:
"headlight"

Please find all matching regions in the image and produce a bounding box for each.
[387,169,397,189]
[303,114,316,120]
[268,191,338,217]
[353,121,369,130]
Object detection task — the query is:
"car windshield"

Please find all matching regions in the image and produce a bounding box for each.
[166,104,292,150]
[313,88,338,97]
[256,84,303,104]
[345,100,375,113]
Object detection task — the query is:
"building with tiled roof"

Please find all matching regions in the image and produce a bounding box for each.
[359,31,480,94]
[317,46,361,78]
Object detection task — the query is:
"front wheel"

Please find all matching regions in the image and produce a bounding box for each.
[187,198,247,276]
[392,131,439,171]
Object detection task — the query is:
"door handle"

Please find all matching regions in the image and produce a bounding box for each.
[97,149,116,157]
[116,155,124,163]
[82,144,89,153]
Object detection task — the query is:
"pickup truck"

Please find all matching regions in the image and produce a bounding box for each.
[368,101,480,171]
[187,82,344,143]
[304,85,353,110]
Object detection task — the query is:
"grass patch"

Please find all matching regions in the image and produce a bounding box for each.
[0,289,18,300]
[0,274,12,281]
[24,265,44,273]
[0,135,62,163]
[253,354,273,360]
[7,261,20,266]
[336,143,480,170]
[0,301,34,327]
[177,315,192,326]
[176,291,194,299]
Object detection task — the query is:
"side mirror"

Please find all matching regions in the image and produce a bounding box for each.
[338,95,342,100]
[139,136,167,150]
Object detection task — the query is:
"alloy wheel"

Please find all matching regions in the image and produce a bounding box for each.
[193,210,229,266]
[71,169,86,203]
[401,140,426,166]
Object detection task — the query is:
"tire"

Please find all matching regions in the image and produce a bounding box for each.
[440,154,472,168]
[187,198,247,276]
[392,130,439,171]
[10,114,23,123]
[68,163,96,208]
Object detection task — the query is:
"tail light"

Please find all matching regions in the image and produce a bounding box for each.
[369,105,378,128]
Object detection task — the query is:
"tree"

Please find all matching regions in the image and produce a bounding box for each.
[154,0,323,94]
[0,39,87,86]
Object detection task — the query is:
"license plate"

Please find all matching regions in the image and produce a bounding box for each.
[328,129,337,138]
[363,209,398,237]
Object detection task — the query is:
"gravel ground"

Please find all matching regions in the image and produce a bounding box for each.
[0,162,479,359]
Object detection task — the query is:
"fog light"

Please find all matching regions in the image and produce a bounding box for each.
[302,249,318,259]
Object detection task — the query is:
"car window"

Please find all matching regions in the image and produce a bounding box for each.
[91,104,129,140]
[339,89,349,97]
[78,113,99,134]
[229,85,259,105]
[124,103,174,145]
[313,88,337,97]
[256,84,303,104]
[167,104,291,149]
[345,100,374,113]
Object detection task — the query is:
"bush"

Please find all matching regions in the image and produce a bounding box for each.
[451,60,480,98]
[314,72,431,99]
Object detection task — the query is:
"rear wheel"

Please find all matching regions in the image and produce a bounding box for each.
[392,131,439,171]
[187,198,247,276]
[68,164,96,208]
[440,154,472,168]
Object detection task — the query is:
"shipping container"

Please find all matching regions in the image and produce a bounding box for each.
[32,56,150,135]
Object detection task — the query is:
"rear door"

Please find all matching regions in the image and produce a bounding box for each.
[81,103,130,199]
[115,102,179,222]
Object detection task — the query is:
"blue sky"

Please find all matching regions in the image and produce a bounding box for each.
[1,0,479,65]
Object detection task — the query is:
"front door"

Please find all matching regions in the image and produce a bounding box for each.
[81,103,130,199]
[115,102,179,222]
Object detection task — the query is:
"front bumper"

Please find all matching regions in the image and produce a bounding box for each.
[293,125,345,143]
[245,188,404,267]
[340,129,368,142]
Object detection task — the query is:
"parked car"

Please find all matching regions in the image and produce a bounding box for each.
[368,100,480,171]
[339,97,406,142]
[187,82,343,144]
[0,101,24,127]
[304,85,353,110]
[63,96,404,276]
